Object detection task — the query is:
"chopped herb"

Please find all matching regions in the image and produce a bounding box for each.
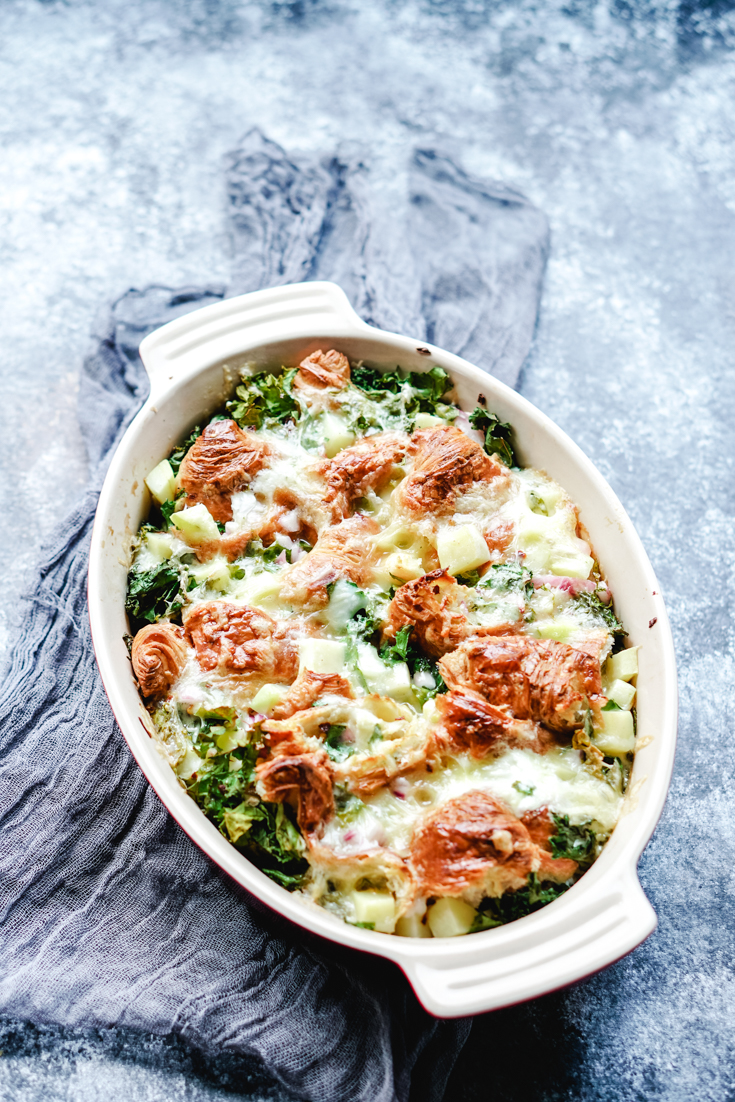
[573,591,627,637]
[513,781,536,796]
[350,921,375,930]
[468,407,517,468]
[456,569,481,587]
[480,561,534,600]
[550,814,598,866]
[322,724,355,763]
[227,368,299,430]
[379,625,413,663]
[350,364,453,431]
[245,539,282,564]
[125,561,188,629]
[470,874,570,931]
[602,699,622,711]
[160,490,186,526]
[368,725,384,748]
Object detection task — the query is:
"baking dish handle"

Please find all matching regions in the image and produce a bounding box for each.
[138,281,372,388]
[401,869,656,1018]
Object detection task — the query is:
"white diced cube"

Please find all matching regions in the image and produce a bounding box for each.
[171,503,221,544]
[299,638,346,675]
[595,709,635,756]
[350,890,396,932]
[606,678,636,710]
[607,647,639,683]
[427,897,476,938]
[145,459,176,505]
[436,524,491,576]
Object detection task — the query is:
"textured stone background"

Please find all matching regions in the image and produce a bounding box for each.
[1,0,734,1099]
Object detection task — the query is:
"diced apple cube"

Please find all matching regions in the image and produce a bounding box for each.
[299,638,346,675]
[607,647,639,683]
[413,412,445,429]
[250,684,288,716]
[190,559,231,592]
[322,413,355,458]
[595,709,635,756]
[395,914,433,938]
[176,746,203,780]
[436,524,491,576]
[535,619,576,643]
[427,897,476,938]
[145,532,174,561]
[357,644,414,703]
[350,890,396,932]
[145,459,176,505]
[171,503,220,544]
[550,555,594,580]
[606,678,636,710]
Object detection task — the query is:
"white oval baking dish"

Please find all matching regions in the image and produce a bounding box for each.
[88,280,678,1018]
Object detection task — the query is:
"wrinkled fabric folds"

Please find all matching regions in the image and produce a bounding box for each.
[0,129,548,1102]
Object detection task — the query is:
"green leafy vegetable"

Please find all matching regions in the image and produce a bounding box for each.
[512,781,536,796]
[227,368,299,429]
[602,699,622,711]
[470,874,570,931]
[550,814,598,866]
[456,570,481,587]
[468,407,517,467]
[160,490,186,527]
[245,538,283,564]
[322,724,355,763]
[187,745,308,889]
[125,561,188,628]
[168,426,202,474]
[379,625,413,663]
[349,364,453,430]
[573,591,627,637]
[479,561,534,600]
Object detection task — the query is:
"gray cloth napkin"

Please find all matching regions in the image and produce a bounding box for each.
[0,130,548,1102]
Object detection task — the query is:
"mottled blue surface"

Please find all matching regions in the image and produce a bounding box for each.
[1,1,734,1099]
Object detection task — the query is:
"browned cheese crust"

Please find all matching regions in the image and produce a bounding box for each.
[439,635,604,732]
[409,791,537,898]
[131,623,188,698]
[434,689,559,759]
[256,750,334,835]
[183,601,302,679]
[178,419,273,523]
[316,432,415,521]
[293,348,351,393]
[269,670,354,720]
[394,425,505,516]
[279,514,380,609]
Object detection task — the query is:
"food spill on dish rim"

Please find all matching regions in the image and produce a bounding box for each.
[124,349,639,939]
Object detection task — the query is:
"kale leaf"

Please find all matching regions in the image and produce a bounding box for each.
[479,561,534,600]
[350,364,453,429]
[468,407,517,468]
[168,425,202,475]
[322,724,356,763]
[227,368,299,429]
[573,590,627,637]
[125,561,188,629]
[550,814,598,866]
[188,746,308,890]
[379,625,413,663]
[470,874,570,931]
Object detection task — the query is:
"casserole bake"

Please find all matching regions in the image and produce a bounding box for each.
[88,281,677,1015]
